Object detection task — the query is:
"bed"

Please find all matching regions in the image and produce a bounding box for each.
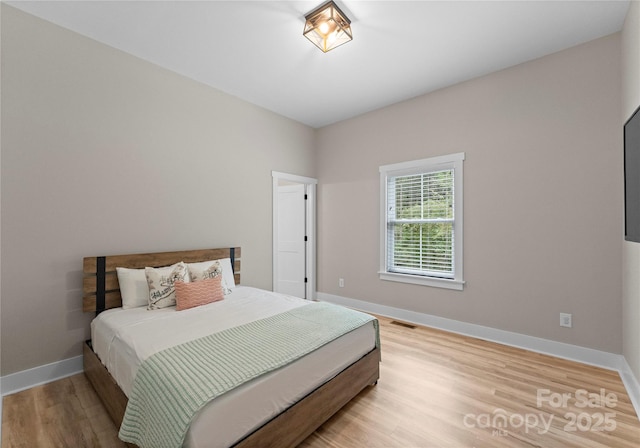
[82,247,380,448]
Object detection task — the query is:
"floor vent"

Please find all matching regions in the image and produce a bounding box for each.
[390,320,416,329]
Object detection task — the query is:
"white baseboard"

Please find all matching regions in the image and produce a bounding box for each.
[1,355,83,396]
[619,358,640,419]
[318,292,640,421]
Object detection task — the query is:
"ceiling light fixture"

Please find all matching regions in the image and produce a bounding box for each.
[303,1,352,53]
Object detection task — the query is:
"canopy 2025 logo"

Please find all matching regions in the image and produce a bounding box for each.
[462,388,618,436]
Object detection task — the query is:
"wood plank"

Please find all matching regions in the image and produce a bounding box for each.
[1,370,126,448]
[83,248,240,273]
[83,273,119,295]
[82,292,122,313]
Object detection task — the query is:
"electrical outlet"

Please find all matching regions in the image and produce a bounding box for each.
[339,278,344,288]
[560,313,572,328]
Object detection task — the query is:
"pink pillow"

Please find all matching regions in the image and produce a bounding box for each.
[175,276,224,311]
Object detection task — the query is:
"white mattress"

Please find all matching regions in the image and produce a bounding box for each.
[91,286,376,447]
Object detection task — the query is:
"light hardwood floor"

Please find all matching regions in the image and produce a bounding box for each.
[3,316,640,447]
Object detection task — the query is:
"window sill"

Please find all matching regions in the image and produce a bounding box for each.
[379,271,465,290]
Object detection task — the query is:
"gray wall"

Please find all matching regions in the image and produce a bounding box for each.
[0,5,316,375]
[316,34,622,353]
[623,0,640,385]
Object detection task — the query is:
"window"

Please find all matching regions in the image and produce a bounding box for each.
[379,152,465,290]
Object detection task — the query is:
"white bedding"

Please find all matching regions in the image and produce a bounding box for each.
[91,286,376,447]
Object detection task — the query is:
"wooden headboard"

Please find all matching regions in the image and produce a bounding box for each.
[83,247,241,314]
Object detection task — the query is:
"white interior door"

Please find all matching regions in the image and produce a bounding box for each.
[273,171,317,300]
[276,184,306,298]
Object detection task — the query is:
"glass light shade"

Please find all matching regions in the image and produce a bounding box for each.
[303,1,352,53]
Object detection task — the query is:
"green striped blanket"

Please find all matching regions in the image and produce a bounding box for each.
[118,302,379,448]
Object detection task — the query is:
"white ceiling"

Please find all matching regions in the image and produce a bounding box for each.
[7,0,630,128]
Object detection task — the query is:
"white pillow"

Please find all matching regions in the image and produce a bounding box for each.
[116,267,149,309]
[145,262,190,310]
[217,257,237,289]
[187,258,236,294]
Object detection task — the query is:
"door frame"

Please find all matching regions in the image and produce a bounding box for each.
[272,171,317,300]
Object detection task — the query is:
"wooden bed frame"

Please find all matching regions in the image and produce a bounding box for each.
[82,247,380,448]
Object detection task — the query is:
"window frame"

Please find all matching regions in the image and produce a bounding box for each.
[379,152,465,290]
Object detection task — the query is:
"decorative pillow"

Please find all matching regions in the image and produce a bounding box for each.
[175,276,224,311]
[145,262,190,310]
[116,267,149,309]
[187,259,234,294]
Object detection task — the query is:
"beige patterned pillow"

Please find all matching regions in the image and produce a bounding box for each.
[145,262,189,310]
[187,260,232,295]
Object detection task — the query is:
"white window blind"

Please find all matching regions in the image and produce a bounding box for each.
[387,169,454,278]
[379,153,464,290]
